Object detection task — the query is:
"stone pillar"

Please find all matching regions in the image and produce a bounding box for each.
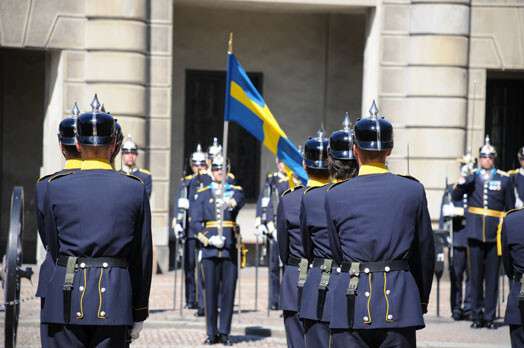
[376,0,470,218]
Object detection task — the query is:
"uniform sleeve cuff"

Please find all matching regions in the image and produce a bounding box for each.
[133,305,149,322]
[197,232,209,246]
[255,217,261,227]
[421,302,428,314]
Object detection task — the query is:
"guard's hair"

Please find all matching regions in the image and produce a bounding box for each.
[63,145,81,158]
[356,147,389,163]
[328,157,359,181]
[305,167,330,181]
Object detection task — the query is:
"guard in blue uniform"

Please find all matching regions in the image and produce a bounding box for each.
[326,101,435,348]
[34,104,84,348]
[453,135,515,329]
[189,140,236,316]
[41,95,153,348]
[255,158,290,310]
[501,208,524,346]
[191,155,245,345]
[508,147,524,209]
[439,182,472,321]
[299,115,359,348]
[120,134,153,198]
[277,130,331,348]
[172,144,207,309]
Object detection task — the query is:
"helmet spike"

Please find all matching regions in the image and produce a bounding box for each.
[369,100,379,118]
[100,104,106,113]
[196,144,202,152]
[485,134,490,145]
[342,112,352,131]
[72,102,80,117]
[90,94,101,111]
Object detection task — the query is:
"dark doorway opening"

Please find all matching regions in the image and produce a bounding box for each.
[0,48,46,263]
[184,70,262,202]
[486,77,524,171]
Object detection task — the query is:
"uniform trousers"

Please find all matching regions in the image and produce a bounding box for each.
[202,257,237,336]
[47,324,127,348]
[468,239,500,322]
[283,310,305,348]
[510,325,524,348]
[269,238,281,306]
[450,246,472,316]
[41,299,49,348]
[330,327,416,348]
[184,238,197,305]
[304,319,329,348]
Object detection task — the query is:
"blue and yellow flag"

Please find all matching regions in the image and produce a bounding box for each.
[224,53,307,183]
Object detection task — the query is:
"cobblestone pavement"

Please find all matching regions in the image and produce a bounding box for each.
[0,265,512,347]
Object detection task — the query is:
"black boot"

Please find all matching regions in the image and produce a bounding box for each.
[204,335,218,345]
[218,334,233,346]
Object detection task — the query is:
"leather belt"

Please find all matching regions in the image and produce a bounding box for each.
[468,206,504,218]
[57,255,128,269]
[312,257,339,270]
[340,260,409,273]
[287,255,302,267]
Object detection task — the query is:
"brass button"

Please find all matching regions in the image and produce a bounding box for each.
[79,286,84,291]
[386,290,391,295]
[80,263,86,268]
[363,316,369,321]
[76,312,82,317]
[388,314,393,320]
[337,267,341,273]
[365,291,370,297]
[385,266,390,272]
[101,287,106,293]
[103,262,109,268]
[100,311,106,316]
[364,268,370,274]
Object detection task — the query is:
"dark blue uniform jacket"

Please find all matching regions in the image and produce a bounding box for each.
[299,183,339,322]
[120,167,152,198]
[34,159,83,298]
[453,169,514,243]
[502,208,524,325]
[43,159,152,326]
[255,172,289,227]
[439,183,468,248]
[188,171,235,239]
[325,163,435,330]
[191,183,244,260]
[509,169,524,202]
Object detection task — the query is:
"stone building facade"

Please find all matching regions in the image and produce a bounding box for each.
[1,0,523,270]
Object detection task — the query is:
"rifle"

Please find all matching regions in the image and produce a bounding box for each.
[444,177,454,265]
[261,175,272,317]
[174,158,189,313]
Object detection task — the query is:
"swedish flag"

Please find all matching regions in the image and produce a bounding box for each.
[224,53,308,183]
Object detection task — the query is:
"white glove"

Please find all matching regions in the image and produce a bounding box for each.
[460,164,469,178]
[130,321,143,341]
[209,235,225,249]
[442,203,456,217]
[261,197,270,208]
[171,217,177,230]
[178,198,190,210]
[516,197,524,209]
[256,224,269,236]
[174,224,184,238]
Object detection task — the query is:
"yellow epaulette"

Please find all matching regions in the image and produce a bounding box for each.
[281,185,304,197]
[48,172,75,183]
[181,174,193,181]
[497,169,509,177]
[304,183,329,194]
[199,169,208,175]
[120,172,144,183]
[496,208,524,256]
[397,174,420,182]
[230,185,243,191]
[140,168,151,175]
[508,169,519,175]
[267,173,274,178]
[198,186,211,193]
[278,177,289,183]
[228,172,235,179]
[37,171,59,183]
[327,179,350,191]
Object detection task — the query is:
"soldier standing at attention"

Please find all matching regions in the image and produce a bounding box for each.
[326,101,435,348]
[191,155,245,346]
[277,130,331,348]
[34,105,83,348]
[172,144,207,309]
[440,176,471,321]
[255,157,290,310]
[41,96,153,347]
[500,207,524,346]
[299,115,359,348]
[453,136,514,329]
[508,147,524,209]
[120,134,153,198]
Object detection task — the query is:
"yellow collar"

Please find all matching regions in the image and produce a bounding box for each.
[333,178,344,183]
[358,162,389,176]
[307,178,331,187]
[64,158,83,170]
[81,158,114,170]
